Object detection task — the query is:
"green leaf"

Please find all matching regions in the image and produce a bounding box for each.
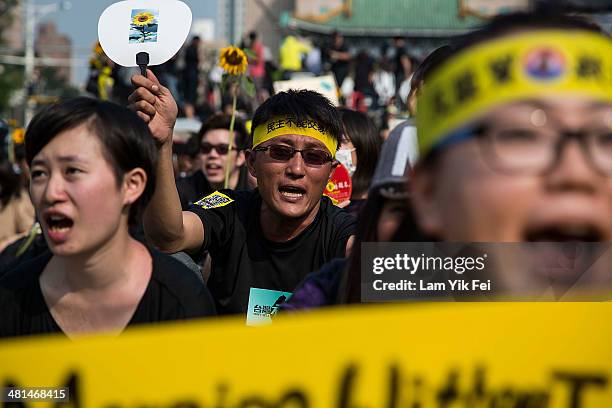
[240,75,256,98]
[243,48,257,60]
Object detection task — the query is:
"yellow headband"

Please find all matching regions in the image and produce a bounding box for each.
[253,117,338,156]
[417,30,612,157]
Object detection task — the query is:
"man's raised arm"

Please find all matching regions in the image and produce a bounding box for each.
[129,70,204,254]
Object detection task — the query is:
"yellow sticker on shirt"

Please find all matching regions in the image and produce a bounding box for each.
[194,191,234,209]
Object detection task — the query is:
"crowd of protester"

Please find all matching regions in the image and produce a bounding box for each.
[84,28,422,134]
[1,9,611,337]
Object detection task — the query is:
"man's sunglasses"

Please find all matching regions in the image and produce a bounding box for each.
[253,144,333,166]
[200,142,232,155]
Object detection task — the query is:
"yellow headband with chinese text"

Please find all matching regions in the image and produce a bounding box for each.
[253,117,338,156]
[417,30,612,157]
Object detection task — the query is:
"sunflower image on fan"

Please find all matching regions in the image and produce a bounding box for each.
[219,46,248,76]
[129,9,159,44]
[132,11,155,26]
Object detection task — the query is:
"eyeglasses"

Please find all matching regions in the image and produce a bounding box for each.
[435,124,612,176]
[479,125,612,176]
[200,142,231,155]
[253,144,333,166]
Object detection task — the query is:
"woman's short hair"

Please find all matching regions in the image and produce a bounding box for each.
[25,97,157,225]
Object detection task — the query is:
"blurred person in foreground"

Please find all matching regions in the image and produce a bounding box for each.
[0,98,216,339]
[129,72,356,315]
[408,12,612,296]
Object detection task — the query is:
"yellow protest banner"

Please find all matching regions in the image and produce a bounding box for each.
[0,302,610,407]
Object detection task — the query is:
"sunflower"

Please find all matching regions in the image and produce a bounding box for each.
[93,42,104,55]
[219,46,248,76]
[132,11,155,26]
[12,128,25,145]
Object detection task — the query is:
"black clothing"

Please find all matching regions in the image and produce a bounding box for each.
[176,169,251,210]
[0,225,152,278]
[152,55,179,79]
[0,249,216,338]
[328,43,350,87]
[183,42,200,105]
[346,199,366,218]
[354,53,374,94]
[392,46,409,78]
[177,170,213,210]
[188,189,356,315]
[0,234,47,279]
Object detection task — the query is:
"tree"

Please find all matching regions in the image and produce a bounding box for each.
[0,64,24,114]
[0,0,19,43]
[0,0,21,116]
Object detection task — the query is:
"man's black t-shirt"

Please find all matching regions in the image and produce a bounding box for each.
[176,170,213,210]
[0,249,216,338]
[177,168,252,210]
[188,189,356,315]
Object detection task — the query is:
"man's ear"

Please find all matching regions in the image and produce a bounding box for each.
[409,165,444,239]
[330,159,339,176]
[122,168,147,206]
[235,149,246,167]
[245,149,257,178]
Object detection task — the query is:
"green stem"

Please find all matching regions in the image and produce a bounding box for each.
[224,90,238,189]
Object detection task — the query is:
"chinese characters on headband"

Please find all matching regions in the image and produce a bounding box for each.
[266,117,328,136]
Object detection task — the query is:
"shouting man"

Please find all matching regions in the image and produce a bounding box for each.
[129,74,355,314]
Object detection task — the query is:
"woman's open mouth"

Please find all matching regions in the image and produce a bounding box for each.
[44,213,74,243]
[523,223,604,242]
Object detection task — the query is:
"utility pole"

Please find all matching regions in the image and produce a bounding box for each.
[24,0,35,125]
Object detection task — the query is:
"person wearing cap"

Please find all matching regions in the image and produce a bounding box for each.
[128,75,356,315]
[283,121,414,309]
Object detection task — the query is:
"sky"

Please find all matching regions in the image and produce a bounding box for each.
[34,0,218,86]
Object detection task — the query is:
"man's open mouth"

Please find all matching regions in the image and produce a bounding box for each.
[205,163,223,171]
[279,185,306,200]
